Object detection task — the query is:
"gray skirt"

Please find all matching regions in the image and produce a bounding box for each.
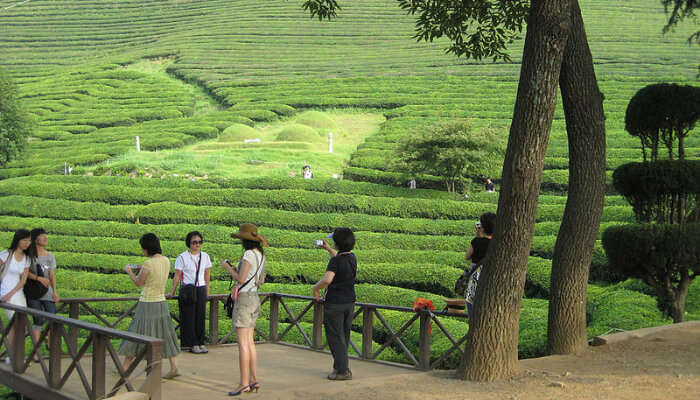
[118,301,180,358]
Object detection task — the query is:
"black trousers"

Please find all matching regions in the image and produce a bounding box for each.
[323,302,354,374]
[179,286,207,347]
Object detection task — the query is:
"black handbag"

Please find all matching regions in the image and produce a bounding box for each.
[24,263,49,300]
[178,253,202,306]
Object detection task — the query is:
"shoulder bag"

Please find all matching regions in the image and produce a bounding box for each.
[179,254,201,306]
[225,252,263,318]
[24,261,49,300]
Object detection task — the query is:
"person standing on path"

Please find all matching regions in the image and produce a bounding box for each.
[26,228,59,362]
[0,229,31,363]
[169,231,211,354]
[221,223,267,396]
[119,233,180,379]
[313,228,357,381]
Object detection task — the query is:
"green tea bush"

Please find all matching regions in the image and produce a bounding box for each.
[219,123,260,141]
[275,124,319,142]
[294,111,338,135]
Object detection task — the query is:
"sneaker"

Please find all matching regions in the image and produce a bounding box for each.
[327,371,352,381]
[198,345,208,354]
[190,345,202,354]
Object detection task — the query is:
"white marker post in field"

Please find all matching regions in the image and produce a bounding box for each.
[135,136,141,152]
[328,132,333,153]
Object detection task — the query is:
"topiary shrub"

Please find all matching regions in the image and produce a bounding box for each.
[295,111,338,135]
[612,160,700,224]
[625,83,700,161]
[602,223,700,322]
[219,123,260,142]
[274,124,319,142]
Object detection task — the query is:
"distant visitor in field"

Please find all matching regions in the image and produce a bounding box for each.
[26,228,59,362]
[0,229,31,364]
[485,177,495,192]
[221,223,267,396]
[118,233,181,379]
[464,212,496,319]
[169,231,211,354]
[313,228,357,381]
[302,164,314,179]
[408,179,417,189]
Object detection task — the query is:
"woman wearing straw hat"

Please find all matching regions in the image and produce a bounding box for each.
[221,223,267,396]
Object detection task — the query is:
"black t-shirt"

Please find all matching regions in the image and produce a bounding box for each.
[486,181,495,191]
[470,237,491,264]
[325,252,357,304]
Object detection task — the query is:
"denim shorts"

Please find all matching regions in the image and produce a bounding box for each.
[26,299,57,329]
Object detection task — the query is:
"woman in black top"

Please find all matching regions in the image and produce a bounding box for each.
[312,228,356,381]
[465,212,496,318]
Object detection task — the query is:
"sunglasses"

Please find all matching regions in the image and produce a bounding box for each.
[191,240,204,245]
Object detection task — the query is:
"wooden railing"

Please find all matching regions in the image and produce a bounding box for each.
[60,293,469,371]
[0,302,162,400]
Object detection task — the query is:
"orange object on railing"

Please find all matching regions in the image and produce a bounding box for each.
[412,297,435,334]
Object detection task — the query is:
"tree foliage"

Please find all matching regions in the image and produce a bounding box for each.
[302,0,529,61]
[612,160,700,224]
[0,69,31,167]
[394,120,505,192]
[625,83,700,161]
[602,223,700,322]
[661,0,700,44]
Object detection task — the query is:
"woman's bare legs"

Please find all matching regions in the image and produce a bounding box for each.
[247,327,258,385]
[236,327,250,388]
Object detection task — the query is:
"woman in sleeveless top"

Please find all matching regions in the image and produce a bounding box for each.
[221,223,267,396]
[118,233,180,379]
[0,229,31,363]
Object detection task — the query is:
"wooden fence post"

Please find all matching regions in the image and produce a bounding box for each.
[312,300,324,350]
[11,313,26,373]
[269,295,279,342]
[49,321,62,389]
[362,307,374,359]
[209,297,219,345]
[418,310,431,370]
[68,302,80,353]
[91,333,106,400]
[141,342,163,400]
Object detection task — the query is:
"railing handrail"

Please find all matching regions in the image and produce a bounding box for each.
[57,293,469,317]
[0,302,162,345]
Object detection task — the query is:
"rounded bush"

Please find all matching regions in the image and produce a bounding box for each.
[219,123,260,142]
[275,124,319,142]
[295,111,338,135]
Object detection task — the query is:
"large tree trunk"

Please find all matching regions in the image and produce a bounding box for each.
[546,0,606,355]
[457,0,570,381]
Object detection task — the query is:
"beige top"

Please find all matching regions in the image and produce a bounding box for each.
[140,255,170,302]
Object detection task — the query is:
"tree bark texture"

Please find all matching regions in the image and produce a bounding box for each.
[457,0,570,381]
[547,0,607,355]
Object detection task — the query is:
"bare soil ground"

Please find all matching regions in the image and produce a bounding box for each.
[307,322,700,400]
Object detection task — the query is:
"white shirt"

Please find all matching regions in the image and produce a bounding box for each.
[174,251,211,287]
[0,250,30,298]
[237,249,265,293]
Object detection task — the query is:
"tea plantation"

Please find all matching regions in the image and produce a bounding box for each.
[0,0,698,367]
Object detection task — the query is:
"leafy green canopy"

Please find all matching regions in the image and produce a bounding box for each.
[394,120,505,192]
[612,160,700,223]
[0,69,31,167]
[624,83,700,161]
[302,0,529,61]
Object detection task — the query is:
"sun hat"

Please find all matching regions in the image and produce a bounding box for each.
[231,223,268,246]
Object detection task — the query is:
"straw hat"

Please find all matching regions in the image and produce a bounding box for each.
[231,223,268,246]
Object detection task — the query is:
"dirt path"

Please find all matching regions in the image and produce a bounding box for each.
[308,322,700,400]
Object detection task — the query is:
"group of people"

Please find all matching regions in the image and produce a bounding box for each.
[0,223,354,396]
[0,228,59,363]
[118,224,356,395]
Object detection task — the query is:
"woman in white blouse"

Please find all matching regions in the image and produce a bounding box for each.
[168,231,211,354]
[0,229,32,363]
